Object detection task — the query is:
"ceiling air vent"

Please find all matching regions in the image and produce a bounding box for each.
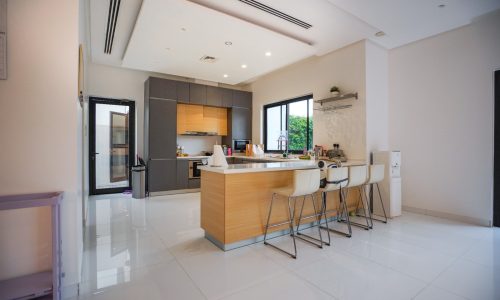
[199,55,218,63]
[104,0,121,54]
[238,0,312,29]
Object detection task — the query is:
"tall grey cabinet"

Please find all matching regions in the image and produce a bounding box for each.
[144,78,178,193]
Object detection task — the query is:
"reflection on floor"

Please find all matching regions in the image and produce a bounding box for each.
[75,193,500,300]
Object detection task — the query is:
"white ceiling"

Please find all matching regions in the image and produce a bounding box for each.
[88,0,500,85]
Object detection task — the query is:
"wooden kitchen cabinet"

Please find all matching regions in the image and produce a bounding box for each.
[177,104,227,135]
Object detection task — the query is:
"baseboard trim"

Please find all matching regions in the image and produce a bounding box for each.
[402,205,492,227]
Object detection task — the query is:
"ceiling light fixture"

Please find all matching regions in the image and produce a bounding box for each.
[225,41,232,46]
[265,52,272,57]
[241,64,247,69]
[223,74,229,78]
[438,4,446,8]
[375,31,385,37]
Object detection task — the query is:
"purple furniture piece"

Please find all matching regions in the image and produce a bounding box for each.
[0,192,62,300]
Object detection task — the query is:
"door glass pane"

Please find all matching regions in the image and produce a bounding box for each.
[266,106,281,150]
[288,100,309,151]
[95,103,130,189]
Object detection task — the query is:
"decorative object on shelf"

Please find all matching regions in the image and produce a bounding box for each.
[330,86,340,97]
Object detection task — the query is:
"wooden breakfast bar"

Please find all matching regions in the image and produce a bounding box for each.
[200,161,364,250]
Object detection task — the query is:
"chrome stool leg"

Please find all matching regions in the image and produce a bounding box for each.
[321,187,352,238]
[367,183,388,223]
[338,187,371,230]
[296,194,325,247]
[263,195,298,259]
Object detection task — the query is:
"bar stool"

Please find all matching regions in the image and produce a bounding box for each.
[363,164,387,224]
[338,165,372,230]
[318,166,351,240]
[263,169,321,259]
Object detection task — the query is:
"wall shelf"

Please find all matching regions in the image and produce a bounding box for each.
[314,104,352,112]
[314,92,358,105]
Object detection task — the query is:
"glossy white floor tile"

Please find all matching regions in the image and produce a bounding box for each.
[77,193,500,300]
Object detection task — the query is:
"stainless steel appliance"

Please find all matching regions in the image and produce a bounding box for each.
[233,139,251,153]
[188,159,207,179]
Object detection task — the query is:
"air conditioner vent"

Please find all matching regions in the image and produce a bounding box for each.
[238,0,312,29]
[104,0,121,54]
[199,55,218,63]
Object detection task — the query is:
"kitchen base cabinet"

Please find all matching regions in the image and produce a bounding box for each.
[176,160,189,189]
[148,159,177,192]
[188,178,201,189]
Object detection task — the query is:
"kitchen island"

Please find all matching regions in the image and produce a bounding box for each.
[199,160,365,250]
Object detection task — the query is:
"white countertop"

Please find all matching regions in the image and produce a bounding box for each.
[199,161,317,174]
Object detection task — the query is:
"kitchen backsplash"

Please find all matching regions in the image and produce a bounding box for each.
[177,135,222,155]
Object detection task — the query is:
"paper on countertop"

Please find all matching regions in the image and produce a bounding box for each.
[211,145,228,167]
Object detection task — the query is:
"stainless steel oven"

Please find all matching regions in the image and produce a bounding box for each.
[232,139,251,153]
[188,160,206,179]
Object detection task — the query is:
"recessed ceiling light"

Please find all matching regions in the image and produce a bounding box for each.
[375,31,385,37]
[225,41,232,46]
[241,64,247,69]
[265,52,272,57]
[223,74,228,78]
[438,4,445,8]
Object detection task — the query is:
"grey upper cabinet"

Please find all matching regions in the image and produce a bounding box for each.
[206,86,222,107]
[232,90,252,109]
[148,98,177,159]
[177,81,190,103]
[232,107,252,140]
[176,160,189,189]
[149,77,177,100]
[189,83,207,105]
[221,88,233,108]
[148,159,177,192]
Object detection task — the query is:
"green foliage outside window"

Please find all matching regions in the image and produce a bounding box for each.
[288,115,313,151]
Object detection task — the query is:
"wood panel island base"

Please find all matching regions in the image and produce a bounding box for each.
[200,162,363,250]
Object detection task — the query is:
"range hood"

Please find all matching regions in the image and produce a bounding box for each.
[181,131,219,136]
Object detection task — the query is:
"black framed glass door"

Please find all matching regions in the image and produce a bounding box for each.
[494,70,499,227]
[89,97,135,195]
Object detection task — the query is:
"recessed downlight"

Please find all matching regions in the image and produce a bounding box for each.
[225,41,232,46]
[241,64,247,69]
[223,74,229,78]
[265,51,272,57]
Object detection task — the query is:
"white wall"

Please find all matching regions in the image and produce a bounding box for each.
[0,0,81,295]
[388,10,500,225]
[365,40,389,157]
[250,41,367,160]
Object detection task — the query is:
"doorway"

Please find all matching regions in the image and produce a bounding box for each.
[89,97,135,195]
[495,70,499,227]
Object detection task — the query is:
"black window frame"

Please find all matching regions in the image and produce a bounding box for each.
[263,94,313,154]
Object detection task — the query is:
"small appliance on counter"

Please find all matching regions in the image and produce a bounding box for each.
[326,144,347,162]
[233,139,251,153]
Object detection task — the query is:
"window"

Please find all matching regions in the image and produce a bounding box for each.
[264,95,313,153]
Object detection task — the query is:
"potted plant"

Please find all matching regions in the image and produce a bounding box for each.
[330,86,340,97]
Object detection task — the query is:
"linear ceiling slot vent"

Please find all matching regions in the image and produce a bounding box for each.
[104,0,121,54]
[238,0,312,29]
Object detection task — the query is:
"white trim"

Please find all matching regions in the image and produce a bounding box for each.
[402,205,492,227]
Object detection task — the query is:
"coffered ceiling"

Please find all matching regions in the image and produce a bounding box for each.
[88,0,500,85]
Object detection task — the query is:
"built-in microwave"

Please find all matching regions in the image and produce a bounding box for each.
[232,139,251,153]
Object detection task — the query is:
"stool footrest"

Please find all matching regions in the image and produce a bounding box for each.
[296,232,329,246]
[266,220,292,229]
[338,219,370,230]
[263,241,297,259]
[320,225,352,238]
